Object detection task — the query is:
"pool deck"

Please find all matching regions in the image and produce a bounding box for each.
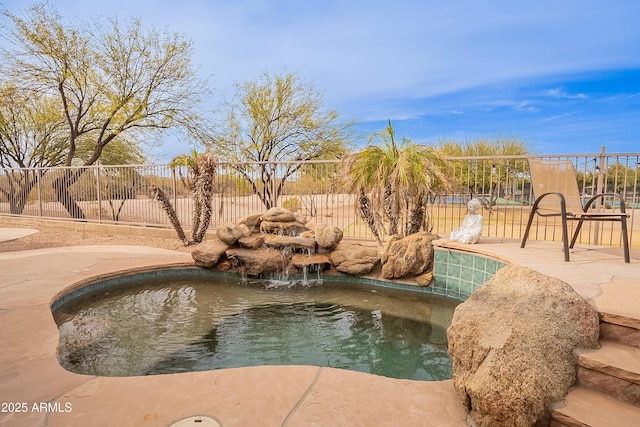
[0,228,638,426]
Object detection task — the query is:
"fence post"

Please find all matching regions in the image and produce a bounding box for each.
[593,146,607,244]
[96,162,102,223]
[36,168,43,217]
[172,168,177,211]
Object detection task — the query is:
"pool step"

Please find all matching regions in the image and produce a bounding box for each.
[576,340,640,406]
[599,322,640,348]
[551,317,640,426]
[550,387,640,427]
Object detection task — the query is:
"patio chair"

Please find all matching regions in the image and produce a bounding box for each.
[520,158,630,263]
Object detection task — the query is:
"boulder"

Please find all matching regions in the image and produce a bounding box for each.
[381,232,437,279]
[191,239,231,267]
[260,220,307,236]
[237,234,265,249]
[262,207,296,222]
[291,253,331,269]
[447,264,600,427]
[238,212,264,227]
[225,248,287,275]
[263,235,316,252]
[329,242,381,275]
[414,271,434,286]
[315,223,343,250]
[216,222,245,245]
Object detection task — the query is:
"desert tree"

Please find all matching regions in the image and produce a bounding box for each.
[343,120,451,244]
[1,3,211,218]
[214,70,354,209]
[0,82,67,213]
[439,136,532,208]
[90,139,146,222]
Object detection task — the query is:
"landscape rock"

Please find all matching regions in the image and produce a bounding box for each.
[216,222,245,245]
[191,239,231,267]
[237,234,265,249]
[263,235,316,252]
[300,230,315,239]
[315,223,343,249]
[237,212,264,227]
[291,253,331,269]
[262,207,296,222]
[381,232,437,279]
[225,248,287,275]
[414,271,434,286]
[260,220,307,236]
[447,264,600,427]
[329,242,381,275]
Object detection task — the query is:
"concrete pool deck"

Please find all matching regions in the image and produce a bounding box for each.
[0,229,638,426]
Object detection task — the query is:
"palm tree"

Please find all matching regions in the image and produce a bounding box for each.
[343,120,451,243]
[152,149,217,245]
[150,184,189,245]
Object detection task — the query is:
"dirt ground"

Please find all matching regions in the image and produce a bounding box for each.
[0,226,192,253]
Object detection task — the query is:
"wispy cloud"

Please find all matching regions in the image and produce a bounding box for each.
[513,100,539,113]
[3,0,639,156]
[539,112,579,122]
[544,88,588,99]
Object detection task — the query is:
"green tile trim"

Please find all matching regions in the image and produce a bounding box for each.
[433,248,506,301]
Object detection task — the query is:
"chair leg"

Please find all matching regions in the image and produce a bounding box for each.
[621,217,631,263]
[520,210,536,248]
[570,219,585,248]
[561,216,570,262]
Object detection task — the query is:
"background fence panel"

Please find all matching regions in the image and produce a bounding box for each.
[1,152,638,248]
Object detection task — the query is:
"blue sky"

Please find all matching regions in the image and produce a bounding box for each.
[2,0,640,159]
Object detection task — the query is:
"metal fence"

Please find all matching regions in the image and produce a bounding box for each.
[1,149,639,248]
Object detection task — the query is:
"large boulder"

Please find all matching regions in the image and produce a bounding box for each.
[329,242,381,275]
[447,264,600,427]
[225,248,286,275]
[381,232,437,279]
[315,223,343,250]
[191,239,231,267]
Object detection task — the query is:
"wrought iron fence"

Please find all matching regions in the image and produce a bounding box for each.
[1,150,638,248]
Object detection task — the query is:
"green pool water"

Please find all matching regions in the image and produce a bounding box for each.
[54,274,459,381]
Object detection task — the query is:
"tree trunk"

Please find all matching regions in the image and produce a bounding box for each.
[2,170,42,215]
[52,169,86,219]
[383,184,398,235]
[8,180,35,215]
[358,190,381,244]
[193,170,214,244]
[407,197,427,235]
[150,185,189,245]
[191,186,202,243]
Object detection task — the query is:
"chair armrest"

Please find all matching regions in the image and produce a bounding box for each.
[582,193,627,213]
[531,192,568,214]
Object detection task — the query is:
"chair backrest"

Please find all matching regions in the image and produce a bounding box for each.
[528,159,584,215]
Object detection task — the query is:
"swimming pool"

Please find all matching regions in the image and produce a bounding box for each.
[53,270,460,381]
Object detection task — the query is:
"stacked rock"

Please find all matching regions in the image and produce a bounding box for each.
[192,207,346,276]
[191,206,437,282]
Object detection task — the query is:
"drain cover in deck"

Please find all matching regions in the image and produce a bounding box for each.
[168,415,222,427]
